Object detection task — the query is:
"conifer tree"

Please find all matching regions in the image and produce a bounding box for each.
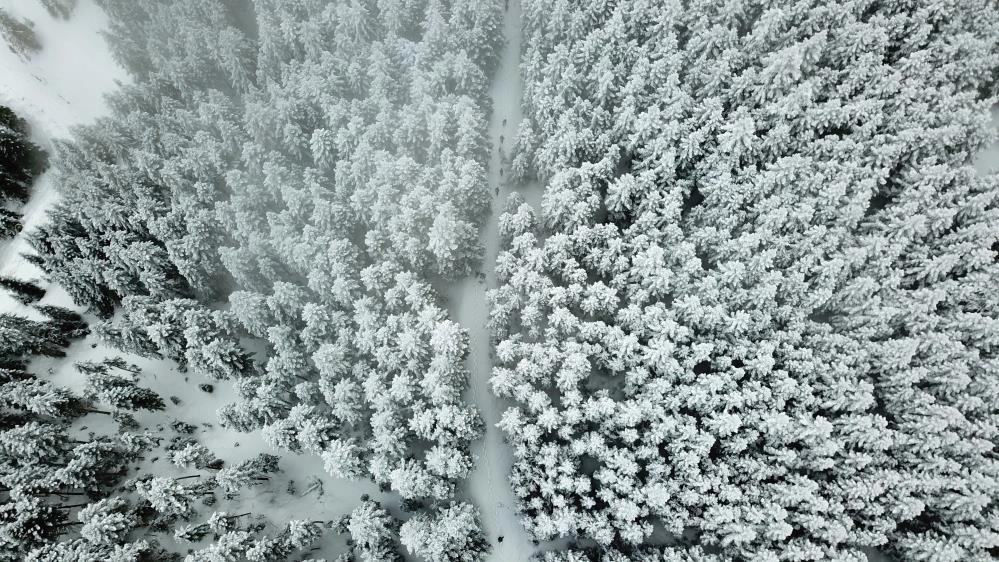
[341,499,403,562]
[399,502,489,562]
[0,105,45,199]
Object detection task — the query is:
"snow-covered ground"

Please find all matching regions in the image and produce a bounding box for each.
[447,0,541,559]
[0,0,124,137]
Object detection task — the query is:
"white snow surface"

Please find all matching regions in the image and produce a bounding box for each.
[0,0,124,137]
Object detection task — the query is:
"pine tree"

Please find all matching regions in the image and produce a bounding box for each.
[182,308,254,381]
[134,476,205,517]
[0,421,68,463]
[184,530,254,562]
[81,361,164,413]
[0,277,45,305]
[170,443,215,470]
[1,379,82,418]
[0,496,66,556]
[33,305,88,339]
[342,499,402,562]
[174,521,212,543]
[38,0,77,20]
[77,497,135,545]
[399,502,489,562]
[0,105,45,197]
[0,208,21,238]
[214,453,279,493]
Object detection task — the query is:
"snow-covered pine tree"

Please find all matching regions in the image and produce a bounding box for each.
[80,360,164,413]
[214,453,279,493]
[0,105,46,202]
[341,499,402,562]
[38,0,77,20]
[0,277,45,305]
[77,497,135,545]
[399,502,489,562]
[33,305,88,339]
[135,476,209,518]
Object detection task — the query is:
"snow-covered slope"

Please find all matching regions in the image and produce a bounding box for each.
[0,0,125,137]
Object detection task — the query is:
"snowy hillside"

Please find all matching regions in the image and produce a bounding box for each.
[0,0,124,136]
[0,0,125,305]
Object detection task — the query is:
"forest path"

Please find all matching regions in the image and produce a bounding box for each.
[446,0,539,559]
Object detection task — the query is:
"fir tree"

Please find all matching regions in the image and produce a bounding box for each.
[0,277,45,305]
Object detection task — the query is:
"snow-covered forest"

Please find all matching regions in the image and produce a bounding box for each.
[1,0,998,561]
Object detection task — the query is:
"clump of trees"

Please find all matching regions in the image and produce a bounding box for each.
[0,11,41,57]
[492,0,999,560]
[77,357,165,413]
[0,300,311,560]
[335,498,489,562]
[337,498,403,562]
[399,502,489,562]
[180,517,326,562]
[0,311,75,360]
[0,310,157,560]
[534,546,724,562]
[31,0,503,523]
[0,105,46,238]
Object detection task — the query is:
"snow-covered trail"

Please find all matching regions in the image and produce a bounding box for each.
[447,0,539,559]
